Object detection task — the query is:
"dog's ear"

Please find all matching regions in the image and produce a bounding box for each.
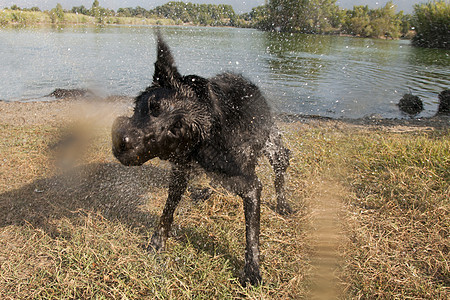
[167,117,195,139]
[182,75,209,100]
[167,115,205,145]
[153,31,182,89]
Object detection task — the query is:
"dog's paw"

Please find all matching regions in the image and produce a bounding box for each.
[276,202,293,216]
[240,264,262,287]
[147,232,166,252]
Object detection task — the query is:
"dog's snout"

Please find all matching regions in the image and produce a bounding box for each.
[112,132,125,153]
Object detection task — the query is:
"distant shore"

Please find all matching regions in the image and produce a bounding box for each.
[0,8,413,40]
[0,9,178,27]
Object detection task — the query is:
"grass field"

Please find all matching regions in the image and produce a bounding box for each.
[0,100,448,298]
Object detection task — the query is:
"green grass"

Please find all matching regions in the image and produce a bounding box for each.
[0,9,51,26]
[0,9,177,26]
[0,117,448,298]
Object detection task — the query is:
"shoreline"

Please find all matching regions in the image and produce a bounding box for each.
[1,97,448,130]
[1,21,411,41]
[1,9,412,41]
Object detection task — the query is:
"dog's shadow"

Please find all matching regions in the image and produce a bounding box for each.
[175,226,244,278]
[0,162,243,272]
[0,162,168,236]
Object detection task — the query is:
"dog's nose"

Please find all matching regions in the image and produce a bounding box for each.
[112,117,135,152]
[120,136,132,151]
[112,133,127,152]
[112,132,133,154]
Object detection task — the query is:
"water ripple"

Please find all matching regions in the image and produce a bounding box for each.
[1,26,449,119]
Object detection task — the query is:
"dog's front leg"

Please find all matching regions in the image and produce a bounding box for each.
[149,165,189,251]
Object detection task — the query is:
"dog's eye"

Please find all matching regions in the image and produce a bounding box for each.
[172,120,182,129]
[149,102,160,117]
[168,120,183,138]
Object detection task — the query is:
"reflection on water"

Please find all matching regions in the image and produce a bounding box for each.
[0,25,448,118]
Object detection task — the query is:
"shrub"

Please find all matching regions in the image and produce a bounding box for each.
[412,1,450,49]
[0,10,13,25]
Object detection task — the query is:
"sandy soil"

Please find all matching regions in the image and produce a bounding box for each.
[0,97,134,127]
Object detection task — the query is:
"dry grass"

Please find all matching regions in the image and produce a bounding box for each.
[0,113,312,298]
[339,130,449,299]
[0,104,448,298]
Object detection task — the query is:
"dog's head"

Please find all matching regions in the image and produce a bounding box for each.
[112,32,211,166]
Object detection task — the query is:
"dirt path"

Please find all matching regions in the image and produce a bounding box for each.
[307,180,346,299]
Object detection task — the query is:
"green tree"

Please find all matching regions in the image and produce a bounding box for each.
[72,5,89,15]
[400,13,413,37]
[90,0,103,22]
[329,6,346,29]
[305,0,339,33]
[241,5,270,29]
[370,1,402,38]
[90,0,100,17]
[412,1,450,49]
[89,0,114,23]
[266,0,338,33]
[267,0,301,32]
[49,3,65,23]
[149,1,237,26]
[342,2,403,38]
[117,7,132,17]
[342,5,372,36]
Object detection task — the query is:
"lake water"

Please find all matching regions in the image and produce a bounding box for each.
[1,25,449,119]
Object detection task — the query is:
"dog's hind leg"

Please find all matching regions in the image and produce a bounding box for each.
[241,176,263,286]
[223,174,263,286]
[149,165,189,251]
[264,128,292,215]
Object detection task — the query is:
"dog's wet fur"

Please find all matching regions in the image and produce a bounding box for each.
[112,32,291,286]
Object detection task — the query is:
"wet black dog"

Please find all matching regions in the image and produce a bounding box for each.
[112,32,291,286]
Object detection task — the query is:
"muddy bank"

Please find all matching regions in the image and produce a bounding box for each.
[277,112,450,131]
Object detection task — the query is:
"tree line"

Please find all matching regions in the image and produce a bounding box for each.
[247,0,448,48]
[117,2,237,26]
[2,1,449,49]
[69,0,238,26]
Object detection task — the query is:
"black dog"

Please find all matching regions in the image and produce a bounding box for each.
[112,32,291,286]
